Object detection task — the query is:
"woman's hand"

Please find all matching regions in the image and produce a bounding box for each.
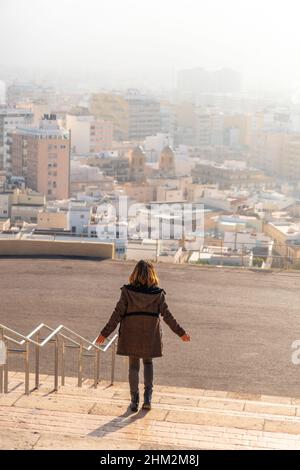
[181,334,191,342]
[95,334,106,345]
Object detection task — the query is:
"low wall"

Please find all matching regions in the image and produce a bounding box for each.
[0,239,114,259]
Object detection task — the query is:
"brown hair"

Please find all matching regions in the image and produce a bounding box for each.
[129,260,159,287]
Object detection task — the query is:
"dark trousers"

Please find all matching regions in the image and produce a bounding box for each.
[129,356,153,394]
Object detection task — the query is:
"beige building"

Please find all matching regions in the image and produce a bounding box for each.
[89,93,129,141]
[187,183,205,202]
[10,188,45,225]
[156,186,184,202]
[264,221,300,266]
[250,131,286,175]
[223,114,254,147]
[9,114,70,200]
[124,183,155,203]
[37,209,69,231]
[11,188,45,206]
[66,113,113,153]
[250,131,300,182]
[192,160,269,189]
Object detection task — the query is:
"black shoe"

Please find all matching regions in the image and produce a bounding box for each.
[142,387,152,410]
[130,391,139,412]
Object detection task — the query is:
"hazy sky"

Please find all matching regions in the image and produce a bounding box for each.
[1,0,300,91]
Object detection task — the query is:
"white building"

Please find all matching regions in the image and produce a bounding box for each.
[66,114,113,154]
[69,201,91,235]
[0,108,33,171]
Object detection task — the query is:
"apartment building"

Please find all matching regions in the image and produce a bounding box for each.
[0,107,33,171]
[66,113,113,153]
[125,89,161,141]
[9,114,70,200]
[89,93,129,141]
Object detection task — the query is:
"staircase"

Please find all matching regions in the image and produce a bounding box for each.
[2,372,300,450]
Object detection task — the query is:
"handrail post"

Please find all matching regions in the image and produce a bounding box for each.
[111,341,116,385]
[94,350,98,389]
[61,339,65,387]
[35,331,40,390]
[95,348,100,388]
[4,339,8,394]
[78,341,83,387]
[25,340,30,395]
[54,336,59,392]
[0,328,3,394]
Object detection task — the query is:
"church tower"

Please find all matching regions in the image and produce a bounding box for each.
[129,146,146,182]
[159,145,175,177]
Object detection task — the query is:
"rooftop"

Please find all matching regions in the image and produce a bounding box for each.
[1,258,300,396]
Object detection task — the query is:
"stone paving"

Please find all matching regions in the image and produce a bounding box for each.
[2,372,300,449]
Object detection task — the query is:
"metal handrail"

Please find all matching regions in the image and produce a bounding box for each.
[0,323,41,347]
[0,322,119,396]
[21,322,114,352]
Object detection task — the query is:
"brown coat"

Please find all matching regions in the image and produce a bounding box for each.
[100,284,186,358]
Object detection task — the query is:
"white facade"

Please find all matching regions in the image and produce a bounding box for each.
[66,114,113,154]
[69,202,91,235]
[0,108,33,171]
[67,114,91,153]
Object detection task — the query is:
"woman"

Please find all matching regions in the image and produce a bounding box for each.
[96,260,190,412]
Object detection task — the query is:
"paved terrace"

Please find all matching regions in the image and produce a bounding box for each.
[1,258,300,397]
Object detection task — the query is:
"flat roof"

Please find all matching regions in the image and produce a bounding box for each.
[1,258,300,396]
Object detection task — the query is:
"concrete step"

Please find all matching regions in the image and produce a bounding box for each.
[2,372,300,449]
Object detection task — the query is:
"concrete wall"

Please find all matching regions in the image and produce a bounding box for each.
[0,239,114,259]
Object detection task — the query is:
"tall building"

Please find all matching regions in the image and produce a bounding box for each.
[160,101,175,139]
[89,93,129,141]
[125,89,161,141]
[66,112,113,153]
[9,114,70,200]
[90,90,161,142]
[0,108,33,171]
[282,136,300,182]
